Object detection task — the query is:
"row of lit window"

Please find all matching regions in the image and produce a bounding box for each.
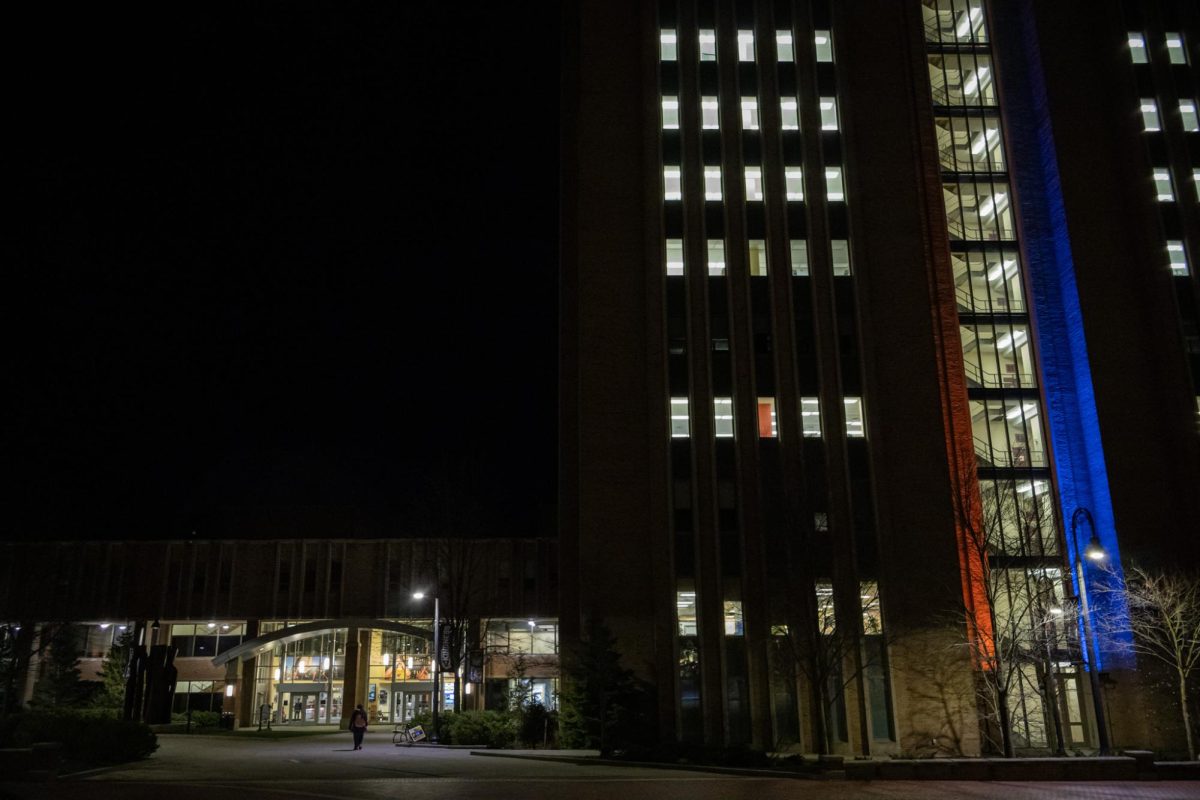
[660,29,834,64]
[1128,31,1190,65]
[1139,98,1199,133]
[1152,168,1200,203]
[663,165,845,203]
[678,588,884,637]
[670,396,865,439]
[675,595,746,636]
[665,238,851,277]
[662,95,839,132]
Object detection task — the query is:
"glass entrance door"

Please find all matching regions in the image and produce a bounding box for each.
[288,693,315,722]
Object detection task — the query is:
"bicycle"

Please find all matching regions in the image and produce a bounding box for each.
[392,723,427,746]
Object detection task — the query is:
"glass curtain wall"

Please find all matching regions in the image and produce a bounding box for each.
[920,0,1082,752]
[250,624,438,725]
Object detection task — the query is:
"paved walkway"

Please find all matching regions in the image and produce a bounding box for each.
[1,732,1198,799]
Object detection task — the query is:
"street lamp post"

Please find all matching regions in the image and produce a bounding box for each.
[413,592,441,743]
[1070,507,1111,756]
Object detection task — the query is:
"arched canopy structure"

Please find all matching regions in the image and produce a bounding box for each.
[211,617,432,667]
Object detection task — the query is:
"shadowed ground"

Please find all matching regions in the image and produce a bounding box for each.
[2,732,1198,799]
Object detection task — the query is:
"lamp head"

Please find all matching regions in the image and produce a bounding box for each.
[1084,536,1107,561]
[412,591,426,600]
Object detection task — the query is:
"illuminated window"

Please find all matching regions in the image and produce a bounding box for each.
[662,97,679,130]
[816,583,836,633]
[1180,100,1198,132]
[785,168,804,200]
[699,29,717,61]
[970,398,1047,467]
[1128,32,1148,64]
[707,239,726,276]
[825,167,845,202]
[790,240,809,276]
[676,589,697,634]
[801,397,821,437]
[741,98,759,130]
[1167,241,1189,276]
[820,97,839,130]
[781,98,800,130]
[1141,99,1160,131]
[661,30,677,61]
[1154,169,1174,201]
[777,31,794,62]
[1166,33,1187,65]
[665,239,684,276]
[927,53,995,106]
[832,240,852,276]
[714,397,735,437]
[671,397,690,437]
[933,115,1005,172]
[814,30,833,62]
[943,181,1015,240]
[844,397,865,438]
[1194,169,1200,201]
[748,240,768,276]
[664,166,682,201]
[702,96,719,129]
[955,4,984,42]
[743,166,764,201]
[705,167,723,200]
[921,1,988,44]
[737,30,755,62]
[724,600,744,635]
[757,397,777,438]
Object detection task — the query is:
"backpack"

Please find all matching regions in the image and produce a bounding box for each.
[352,710,367,729]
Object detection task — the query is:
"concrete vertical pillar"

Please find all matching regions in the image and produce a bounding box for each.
[355,629,371,719]
[234,620,259,727]
[235,658,255,727]
[340,627,360,729]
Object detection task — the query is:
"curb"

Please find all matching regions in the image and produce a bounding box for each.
[468,750,819,780]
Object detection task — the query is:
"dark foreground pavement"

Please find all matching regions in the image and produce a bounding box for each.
[2,731,1198,800]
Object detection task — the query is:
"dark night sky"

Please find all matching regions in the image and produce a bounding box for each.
[8,4,560,541]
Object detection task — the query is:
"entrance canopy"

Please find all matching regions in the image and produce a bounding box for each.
[211,617,433,667]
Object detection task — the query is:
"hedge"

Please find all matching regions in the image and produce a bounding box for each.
[0,709,158,764]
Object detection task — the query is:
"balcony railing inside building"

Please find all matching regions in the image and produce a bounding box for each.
[974,436,1046,469]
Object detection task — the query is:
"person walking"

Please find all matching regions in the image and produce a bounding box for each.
[349,703,368,750]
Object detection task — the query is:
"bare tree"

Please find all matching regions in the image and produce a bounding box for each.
[406,454,497,713]
[1101,566,1200,760]
[951,470,1069,756]
[771,578,889,754]
[424,535,490,712]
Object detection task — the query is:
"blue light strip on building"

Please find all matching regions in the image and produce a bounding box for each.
[1001,0,1132,669]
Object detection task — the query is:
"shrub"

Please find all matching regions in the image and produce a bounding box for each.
[170,710,220,729]
[408,710,453,743]
[447,710,516,749]
[0,709,158,764]
[519,702,557,748]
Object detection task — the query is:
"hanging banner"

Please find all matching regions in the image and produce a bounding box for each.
[438,622,454,670]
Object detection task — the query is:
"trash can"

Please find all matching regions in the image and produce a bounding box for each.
[220,712,235,730]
